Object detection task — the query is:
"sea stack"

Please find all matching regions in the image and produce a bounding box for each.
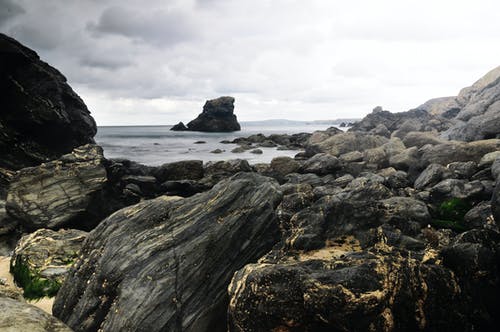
[171,96,241,132]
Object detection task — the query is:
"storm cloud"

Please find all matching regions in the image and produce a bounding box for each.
[1,0,499,125]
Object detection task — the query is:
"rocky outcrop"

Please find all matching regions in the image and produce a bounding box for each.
[0,33,96,170]
[10,228,87,299]
[171,96,240,132]
[53,173,282,332]
[6,144,112,230]
[0,297,72,331]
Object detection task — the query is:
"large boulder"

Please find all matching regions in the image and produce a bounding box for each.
[0,33,96,170]
[0,297,72,331]
[10,228,87,299]
[53,173,282,332]
[6,144,111,230]
[174,96,240,132]
[306,132,388,157]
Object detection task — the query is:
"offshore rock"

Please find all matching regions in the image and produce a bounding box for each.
[178,96,240,132]
[53,173,282,332]
[6,145,109,230]
[0,33,96,170]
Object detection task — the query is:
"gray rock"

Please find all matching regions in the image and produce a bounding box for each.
[6,144,108,230]
[270,157,301,178]
[402,131,447,148]
[414,164,449,190]
[389,146,419,171]
[448,161,478,179]
[0,200,17,235]
[53,173,282,332]
[463,202,496,229]
[339,151,363,162]
[202,159,252,186]
[0,297,72,331]
[300,153,341,175]
[493,181,500,225]
[307,132,388,157]
[250,149,263,154]
[430,179,485,201]
[492,158,500,180]
[479,151,500,168]
[332,174,354,188]
[0,34,96,170]
[210,149,224,154]
[419,139,500,167]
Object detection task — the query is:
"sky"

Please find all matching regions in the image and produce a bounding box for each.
[1,0,499,126]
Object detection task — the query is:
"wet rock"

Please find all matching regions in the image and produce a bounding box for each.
[250,149,263,154]
[53,173,282,332]
[0,33,96,170]
[160,180,209,197]
[414,164,450,190]
[210,149,224,154]
[270,157,301,178]
[0,297,72,331]
[6,145,109,230]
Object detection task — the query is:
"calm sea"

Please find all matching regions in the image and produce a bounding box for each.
[95,123,337,166]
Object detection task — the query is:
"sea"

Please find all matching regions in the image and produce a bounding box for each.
[95,122,340,166]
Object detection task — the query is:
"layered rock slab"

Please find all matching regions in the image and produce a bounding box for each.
[53,173,282,332]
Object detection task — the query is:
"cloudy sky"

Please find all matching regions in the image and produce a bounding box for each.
[1,0,499,125]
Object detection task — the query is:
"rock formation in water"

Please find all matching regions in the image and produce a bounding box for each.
[171,96,240,132]
[0,33,97,170]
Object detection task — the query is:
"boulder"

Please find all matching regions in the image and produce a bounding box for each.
[53,173,282,332]
[402,131,447,148]
[152,160,203,183]
[0,33,96,170]
[183,96,240,132]
[270,157,301,178]
[414,164,450,190]
[419,139,500,167]
[307,132,388,157]
[429,179,485,202]
[300,153,341,175]
[202,159,252,186]
[0,297,72,331]
[6,145,110,230]
[10,228,87,299]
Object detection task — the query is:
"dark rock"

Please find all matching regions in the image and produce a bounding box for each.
[53,173,282,332]
[429,179,485,202]
[0,297,72,331]
[183,96,240,132]
[283,173,324,187]
[193,140,206,144]
[270,157,301,178]
[231,147,245,153]
[0,200,17,235]
[121,175,158,197]
[331,174,354,188]
[258,140,277,148]
[491,157,500,180]
[0,33,97,170]
[6,144,112,230]
[389,146,419,171]
[152,160,203,183]
[414,164,450,190]
[448,161,478,179]
[202,159,252,186]
[210,149,224,154]
[493,181,500,225]
[463,202,496,229]
[250,149,263,154]
[300,153,341,175]
[479,151,500,168]
[170,122,187,131]
[160,179,209,197]
[339,150,363,162]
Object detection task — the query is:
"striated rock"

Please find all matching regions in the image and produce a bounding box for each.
[53,173,282,332]
[181,96,240,132]
[11,229,87,295]
[6,145,110,230]
[0,33,96,170]
[202,159,252,186]
[0,297,72,331]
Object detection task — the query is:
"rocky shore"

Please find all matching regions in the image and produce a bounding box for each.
[1,34,500,331]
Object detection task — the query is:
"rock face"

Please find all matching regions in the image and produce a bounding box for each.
[171,96,240,132]
[6,144,110,230]
[53,173,282,332]
[10,228,87,299]
[0,33,96,170]
[0,297,72,332]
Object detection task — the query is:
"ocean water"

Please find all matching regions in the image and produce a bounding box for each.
[95,123,336,166]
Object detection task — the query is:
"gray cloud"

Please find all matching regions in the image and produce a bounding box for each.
[0,0,25,26]
[87,6,197,47]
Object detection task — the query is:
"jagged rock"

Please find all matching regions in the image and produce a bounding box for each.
[300,153,341,175]
[202,159,252,186]
[414,164,450,190]
[53,173,282,332]
[170,122,187,131]
[419,139,500,167]
[180,96,240,132]
[10,229,87,298]
[0,297,72,331]
[228,247,465,332]
[0,33,96,170]
[152,160,203,183]
[283,173,324,187]
[6,145,110,230]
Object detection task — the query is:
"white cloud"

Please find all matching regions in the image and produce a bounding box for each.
[1,0,499,125]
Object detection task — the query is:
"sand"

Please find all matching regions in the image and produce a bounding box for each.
[0,255,54,314]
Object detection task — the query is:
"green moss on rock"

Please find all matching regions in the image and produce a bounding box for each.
[10,256,61,300]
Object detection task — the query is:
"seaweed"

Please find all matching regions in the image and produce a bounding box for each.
[9,256,61,300]
[430,198,472,232]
